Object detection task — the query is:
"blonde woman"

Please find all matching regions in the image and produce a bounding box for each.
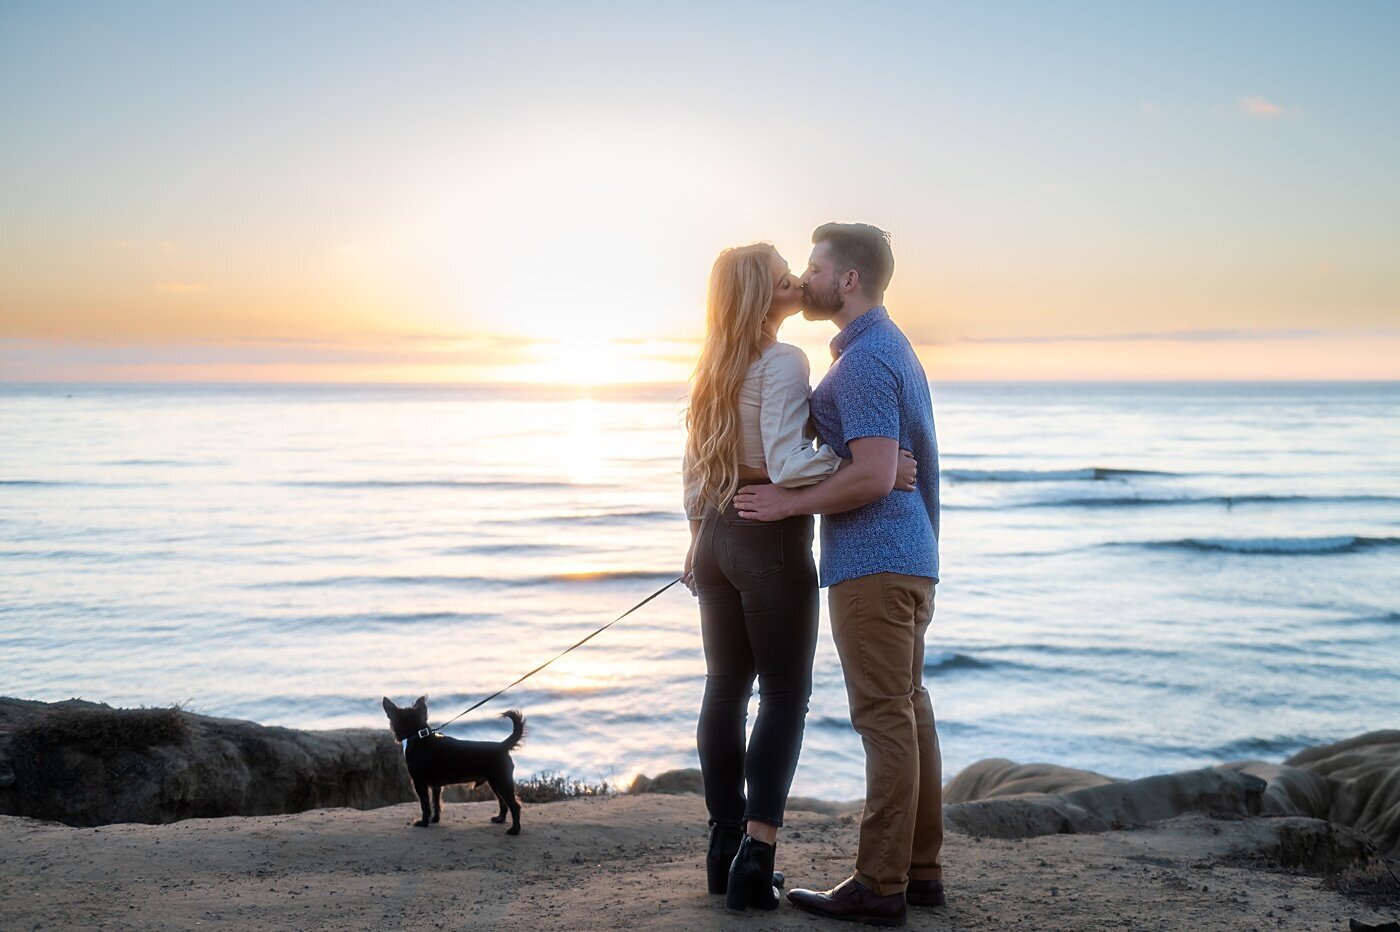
[682,243,915,911]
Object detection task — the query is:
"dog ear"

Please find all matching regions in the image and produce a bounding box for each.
[414,696,427,711]
[382,697,397,715]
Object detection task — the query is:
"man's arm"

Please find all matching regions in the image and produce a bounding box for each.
[732,436,899,521]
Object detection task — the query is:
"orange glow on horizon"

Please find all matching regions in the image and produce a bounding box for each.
[4,330,1397,383]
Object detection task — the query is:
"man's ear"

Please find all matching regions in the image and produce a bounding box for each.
[842,268,860,295]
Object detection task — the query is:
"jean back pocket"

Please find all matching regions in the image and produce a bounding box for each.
[723,519,785,578]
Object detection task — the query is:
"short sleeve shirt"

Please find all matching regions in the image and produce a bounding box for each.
[808,306,940,587]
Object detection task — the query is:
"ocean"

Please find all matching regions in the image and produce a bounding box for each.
[1,381,1397,801]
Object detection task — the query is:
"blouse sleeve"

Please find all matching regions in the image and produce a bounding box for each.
[681,447,704,520]
[759,346,842,488]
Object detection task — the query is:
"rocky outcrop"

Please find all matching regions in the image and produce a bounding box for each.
[1286,730,1400,856]
[627,767,704,796]
[944,758,1116,803]
[944,767,1269,839]
[0,697,412,826]
[945,730,1400,857]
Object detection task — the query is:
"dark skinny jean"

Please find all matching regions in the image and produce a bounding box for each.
[693,500,819,829]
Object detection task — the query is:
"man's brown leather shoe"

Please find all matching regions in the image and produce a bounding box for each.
[786,876,907,927]
[906,878,946,907]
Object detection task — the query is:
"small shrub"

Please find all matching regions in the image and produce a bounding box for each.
[444,770,611,804]
[1328,857,1400,910]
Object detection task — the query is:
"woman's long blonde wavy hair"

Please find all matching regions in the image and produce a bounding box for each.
[685,243,777,512]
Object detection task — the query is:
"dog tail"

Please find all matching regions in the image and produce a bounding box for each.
[499,709,526,751]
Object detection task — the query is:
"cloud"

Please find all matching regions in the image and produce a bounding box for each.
[155,282,211,293]
[96,239,177,253]
[1239,96,1285,117]
[0,332,578,371]
[957,327,1354,346]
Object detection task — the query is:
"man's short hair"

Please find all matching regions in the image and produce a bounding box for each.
[812,222,894,299]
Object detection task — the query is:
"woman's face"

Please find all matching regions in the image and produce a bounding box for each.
[767,253,803,324]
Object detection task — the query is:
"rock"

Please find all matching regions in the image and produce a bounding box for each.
[1216,761,1332,818]
[626,768,703,795]
[944,758,1117,803]
[1284,730,1400,857]
[944,767,1267,839]
[1226,817,1374,874]
[0,697,411,826]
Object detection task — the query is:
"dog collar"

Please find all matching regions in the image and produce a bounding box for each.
[402,727,435,751]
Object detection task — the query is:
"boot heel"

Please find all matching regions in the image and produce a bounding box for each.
[707,857,728,895]
[706,823,742,895]
[726,836,779,911]
[724,868,752,911]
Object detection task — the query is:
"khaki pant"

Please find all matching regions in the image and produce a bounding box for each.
[829,572,943,896]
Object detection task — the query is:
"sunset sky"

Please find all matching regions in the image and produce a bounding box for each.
[2,1,1397,383]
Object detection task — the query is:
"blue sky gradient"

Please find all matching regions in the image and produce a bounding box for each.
[2,1,1397,380]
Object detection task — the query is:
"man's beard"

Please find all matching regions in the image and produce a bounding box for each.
[800,280,842,320]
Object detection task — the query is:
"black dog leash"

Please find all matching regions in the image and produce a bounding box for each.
[430,574,685,733]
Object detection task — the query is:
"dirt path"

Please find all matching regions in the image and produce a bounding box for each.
[0,794,1390,931]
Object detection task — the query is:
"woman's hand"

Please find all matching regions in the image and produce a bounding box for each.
[683,544,696,595]
[895,448,917,492]
[683,521,700,595]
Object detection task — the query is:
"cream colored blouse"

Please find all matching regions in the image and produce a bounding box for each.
[683,342,842,519]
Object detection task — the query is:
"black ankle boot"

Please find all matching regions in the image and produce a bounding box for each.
[706,824,743,895]
[725,836,780,911]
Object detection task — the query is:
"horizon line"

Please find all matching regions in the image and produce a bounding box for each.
[2,377,1397,388]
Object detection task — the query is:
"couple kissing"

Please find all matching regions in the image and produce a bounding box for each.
[682,222,943,926]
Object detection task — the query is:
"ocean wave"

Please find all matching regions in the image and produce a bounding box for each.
[983,643,1183,660]
[251,569,681,590]
[440,543,585,556]
[1141,536,1400,555]
[953,493,1400,511]
[0,479,148,489]
[553,510,681,525]
[807,715,983,738]
[924,651,993,673]
[944,467,1173,483]
[0,548,173,563]
[547,569,682,584]
[103,459,212,467]
[255,610,501,631]
[1339,612,1400,625]
[1203,735,1318,760]
[278,479,590,490]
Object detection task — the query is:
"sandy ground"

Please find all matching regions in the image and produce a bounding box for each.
[0,793,1392,931]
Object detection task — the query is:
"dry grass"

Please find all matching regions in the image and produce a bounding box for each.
[1328,856,1400,911]
[445,770,612,804]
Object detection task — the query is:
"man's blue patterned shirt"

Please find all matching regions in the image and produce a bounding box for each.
[809,306,940,587]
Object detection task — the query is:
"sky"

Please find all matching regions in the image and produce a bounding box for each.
[1,0,1397,383]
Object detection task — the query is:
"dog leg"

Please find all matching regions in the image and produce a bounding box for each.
[487,774,521,835]
[490,791,508,824]
[411,777,433,828]
[431,785,443,824]
[506,789,522,836]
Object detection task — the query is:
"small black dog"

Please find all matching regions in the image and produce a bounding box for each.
[381,696,525,835]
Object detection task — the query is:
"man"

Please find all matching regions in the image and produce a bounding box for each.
[733,222,942,927]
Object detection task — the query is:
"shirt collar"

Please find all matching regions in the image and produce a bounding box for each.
[830,306,889,359]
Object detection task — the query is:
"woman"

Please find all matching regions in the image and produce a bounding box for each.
[682,243,915,911]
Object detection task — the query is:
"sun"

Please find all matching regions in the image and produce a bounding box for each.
[387,116,779,385]
[494,336,692,386]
